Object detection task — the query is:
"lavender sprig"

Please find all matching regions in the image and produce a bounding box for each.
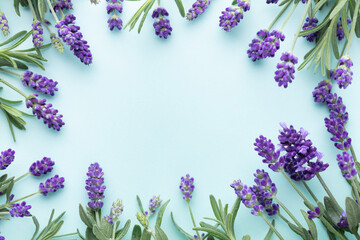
[152,8,172,39]
[22,71,59,96]
[9,201,32,217]
[274,52,298,88]
[180,174,195,201]
[186,0,211,21]
[219,0,250,32]
[0,11,9,36]
[85,162,106,210]
[29,157,55,176]
[302,17,319,42]
[145,195,162,217]
[312,80,332,103]
[0,149,15,170]
[39,175,65,196]
[337,152,357,179]
[50,33,64,53]
[32,21,44,48]
[337,18,351,41]
[53,0,73,12]
[107,0,124,31]
[104,199,124,224]
[333,56,353,89]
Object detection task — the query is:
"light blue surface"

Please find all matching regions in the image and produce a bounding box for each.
[1,0,360,239]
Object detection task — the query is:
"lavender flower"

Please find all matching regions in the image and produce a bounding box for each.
[254,136,280,165]
[146,195,162,217]
[186,0,211,21]
[237,184,257,208]
[251,185,279,216]
[333,56,353,89]
[253,169,277,195]
[86,162,106,210]
[32,21,44,48]
[55,14,93,65]
[324,115,351,151]
[326,94,348,123]
[302,17,319,42]
[337,18,351,41]
[136,212,149,228]
[50,34,64,53]
[180,174,195,201]
[247,29,270,61]
[337,152,357,179]
[266,0,278,4]
[29,157,55,176]
[251,204,264,216]
[107,0,123,14]
[312,80,332,103]
[26,94,64,131]
[0,11,9,36]
[53,0,73,12]
[9,201,31,217]
[108,16,123,31]
[152,8,172,39]
[0,149,15,170]
[307,207,320,219]
[39,175,65,196]
[219,0,250,32]
[337,212,349,228]
[230,179,245,196]
[274,52,298,88]
[22,71,58,96]
[278,123,328,181]
[105,199,124,224]
[0,235,4,240]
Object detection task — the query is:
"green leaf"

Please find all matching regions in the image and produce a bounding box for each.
[301,210,317,240]
[263,220,275,240]
[196,222,231,240]
[79,204,95,228]
[138,0,155,33]
[93,225,110,240]
[137,195,145,215]
[345,197,360,233]
[230,197,241,236]
[31,216,40,240]
[171,212,196,240]
[242,235,251,240]
[37,0,47,21]
[155,225,168,240]
[132,225,142,240]
[209,195,222,222]
[156,199,170,227]
[329,0,347,19]
[174,0,185,17]
[0,31,27,47]
[287,222,309,240]
[140,229,151,240]
[86,227,99,240]
[116,219,131,240]
[324,196,343,225]
[326,230,337,240]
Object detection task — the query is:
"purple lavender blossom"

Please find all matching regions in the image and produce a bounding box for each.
[238,184,258,207]
[0,11,9,36]
[253,169,277,195]
[0,235,4,240]
[180,174,194,201]
[107,0,123,14]
[0,149,15,170]
[337,18,351,41]
[337,152,357,179]
[324,115,351,151]
[337,212,349,228]
[326,94,348,123]
[22,71,58,96]
[50,34,64,53]
[274,52,298,88]
[146,195,162,217]
[105,199,124,224]
[307,207,320,219]
[108,16,123,31]
[251,204,264,216]
[86,162,106,210]
[302,17,319,42]
[186,0,211,21]
[312,80,332,103]
[53,0,73,12]
[152,8,172,39]
[266,0,278,3]
[254,135,280,165]
[333,56,353,89]
[26,94,64,131]
[39,175,65,196]
[251,185,279,216]
[32,21,44,48]
[55,14,93,65]
[230,179,245,196]
[29,157,55,176]
[9,201,31,217]
[219,7,243,32]
[278,123,329,181]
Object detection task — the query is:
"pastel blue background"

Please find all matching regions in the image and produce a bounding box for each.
[1,0,360,239]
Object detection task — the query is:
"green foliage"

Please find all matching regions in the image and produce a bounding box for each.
[30,210,67,240]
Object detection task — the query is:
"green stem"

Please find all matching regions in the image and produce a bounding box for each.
[274,196,303,228]
[59,9,65,19]
[302,181,318,202]
[45,0,60,23]
[112,221,118,240]
[345,0,360,55]
[187,201,201,240]
[0,212,9,216]
[14,172,30,183]
[319,216,348,240]
[278,212,290,224]
[260,213,285,240]
[268,0,293,30]
[95,211,101,226]
[0,78,28,98]
[26,0,38,20]
[290,0,312,51]
[280,1,300,31]
[350,145,358,163]
[52,232,78,238]
[6,191,40,206]
[0,68,22,77]
[316,173,343,211]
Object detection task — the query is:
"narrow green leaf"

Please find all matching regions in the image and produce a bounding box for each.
[0,31,27,47]
[264,219,275,240]
[329,0,347,19]
[156,199,170,227]
[31,216,40,240]
[174,0,185,17]
[345,197,360,233]
[116,219,131,240]
[171,212,197,240]
[155,225,168,240]
[209,195,222,222]
[301,210,317,239]
[137,195,145,215]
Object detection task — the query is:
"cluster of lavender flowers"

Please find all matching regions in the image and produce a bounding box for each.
[50,33,64,53]
[52,0,73,12]
[9,202,31,217]
[26,94,64,131]
[247,29,285,61]
[55,14,93,65]
[274,52,298,88]
[180,174,195,201]
[152,8,172,39]
[333,56,353,89]
[106,0,124,31]
[104,199,124,224]
[85,162,106,210]
[337,18,351,41]
[22,71,58,96]
[231,169,279,216]
[39,175,65,195]
[0,11,9,36]
[302,17,319,42]
[145,195,162,217]
[219,0,250,32]
[29,157,55,176]
[186,0,211,21]
[31,21,44,48]
[0,149,15,170]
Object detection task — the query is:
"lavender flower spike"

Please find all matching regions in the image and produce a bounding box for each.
[337,152,357,179]
[0,235,4,240]
[29,157,55,176]
[0,149,15,170]
[26,94,64,131]
[22,71,59,96]
[53,0,73,12]
[9,201,31,217]
[146,195,162,217]
[307,207,320,219]
[152,8,172,39]
[107,0,124,31]
[274,52,298,88]
[108,16,123,31]
[105,199,124,224]
[324,115,351,151]
[39,175,65,196]
[186,0,211,21]
[219,0,250,32]
[180,174,195,201]
[333,55,353,89]
[0,11,9,36]
[32,21,44,48]
[337,18,351,41]
[50,34,64,53]
[302,17,319,42]
[312,80,332,103]
[86,162,106,210]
